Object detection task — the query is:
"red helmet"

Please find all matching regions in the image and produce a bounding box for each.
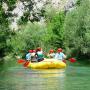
[57,48,62,52]
[49,49,54,53]
[36,47,42,51]
[28,50,33,53]
[33,50,36,52]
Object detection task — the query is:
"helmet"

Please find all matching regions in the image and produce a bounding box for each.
[36,47,42,51]
[33,50,36,52]
[28,50,33,53]
[57,48,62,52]
[49,49,54,53]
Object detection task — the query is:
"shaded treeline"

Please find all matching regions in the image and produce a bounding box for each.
[0,0,15,57]
[0,0,90,62]
[63,0,90,61]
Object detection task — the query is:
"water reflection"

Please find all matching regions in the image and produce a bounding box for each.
[1,65,90,90]
[36,69,66,90]
[0,67,66,90]
[37,69,65,77]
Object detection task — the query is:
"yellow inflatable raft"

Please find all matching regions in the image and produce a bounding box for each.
[27,59,66,69]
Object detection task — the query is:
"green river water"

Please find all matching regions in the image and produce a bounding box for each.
[0,61,90,90]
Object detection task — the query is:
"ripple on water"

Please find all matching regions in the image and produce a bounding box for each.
[0,66,90,90]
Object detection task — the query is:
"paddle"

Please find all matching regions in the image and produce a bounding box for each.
[62,60,66,63]
[17,59,30,67]
[62,58,76,63]
[69,58,76,63]
[23,61,30,67]
[17,59,26,64]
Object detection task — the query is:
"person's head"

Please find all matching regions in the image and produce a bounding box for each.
[49,49,54,53]
[57,48,62,53]
[33,50,36,53]
[28,50,33,53]
[36,47,42,51]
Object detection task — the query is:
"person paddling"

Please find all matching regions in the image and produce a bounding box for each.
[55,48,66,62]
[24,50,33,67]
[31,50,37,62]
[48,49,55,58]
[25,50,32,61]
[35,47,44,62]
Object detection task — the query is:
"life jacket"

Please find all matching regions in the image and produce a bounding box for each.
[36,51,44,59]
[55,52,66,60]
[26,53,31,60]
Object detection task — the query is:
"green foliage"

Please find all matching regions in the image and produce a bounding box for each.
[18,12,30,25]
[63,0,90,58]
[0,0,16,57]
[9,22,50,55]
[0,4,9,57]
[76,0,83,6]
[1,0,90,62]
[45,9,65,48]
[5,0,16,11]
[9,7,66,55]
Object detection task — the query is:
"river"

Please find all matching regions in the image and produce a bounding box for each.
[0,61,90,90]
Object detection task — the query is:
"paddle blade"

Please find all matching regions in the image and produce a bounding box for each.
[63,60,66,63]
[17,59,25,64]
[69,58,76,63]
[23,61,30,67]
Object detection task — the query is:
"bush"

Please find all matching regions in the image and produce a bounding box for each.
[63,0,90,59]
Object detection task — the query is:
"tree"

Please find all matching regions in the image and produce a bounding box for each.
[0,0,16,57]
[45,8,65,49]
[63,0,90,59]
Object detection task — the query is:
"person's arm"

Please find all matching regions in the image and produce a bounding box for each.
[62,53,66,59]
[54,53,58,59]
[35,52,38,58]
